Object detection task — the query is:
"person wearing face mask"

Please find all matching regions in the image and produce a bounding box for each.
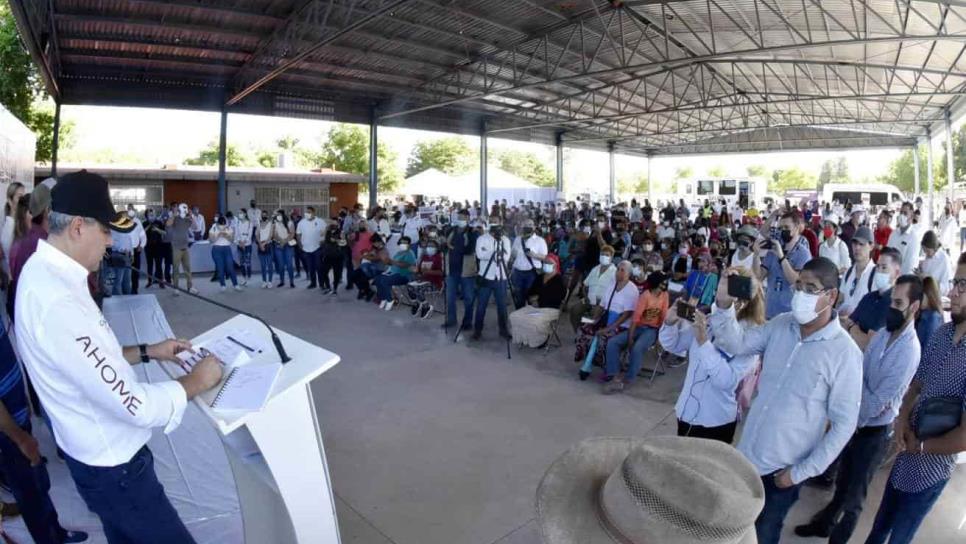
[887,202,921,275]
[730,225,760,275]
[208,213,241,292]
[843,246,902,350]
[818,214,851,276]
[837,226,876,316]
[603,271,670,394]
[795,274,922,543]
[937,203,958,254]
[711,258,863,544]
[917,230,952,294]
[661,267,764,443]
[247,199,261,239]
[569,246,617,332]
[374,236,416,311]
[256,212,275,288]
[405,240,444,319]
[165,203,198,295]
[144,208,169,289]
[188,206,205,243]
[508,254,567,348]
[319,225,346,295]
[235,209,252,285]
[839,206,864,260]
[509,220,549,310]
[761,211,812,319]
[442,209,478,329]
[872,211,893,262]
[270,210,296,288]
[670,240,691,282]
[295,206,325,290]
[472,216,513,340]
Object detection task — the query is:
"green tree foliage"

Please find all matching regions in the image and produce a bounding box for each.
[879,144,944,193]
[27,102,74,164]
[817,156,850,188]
[671,166,694,193]
[617,173,649,196]
[301,124,402,193]
[769,167,817,193]
[184,141,253,167]
[746,164,769,178]
[706,165,726,177]
[491,149,555,187]
[406,137,475,177]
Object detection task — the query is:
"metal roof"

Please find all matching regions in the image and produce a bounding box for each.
[10,0,964,156]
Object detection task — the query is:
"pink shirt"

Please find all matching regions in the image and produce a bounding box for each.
[351,231,373,265]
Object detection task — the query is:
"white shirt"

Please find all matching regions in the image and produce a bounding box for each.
[208,224,233,246]
[190,213,206,234]
[375,218,391,238]
[257,222,273,245]
[583,264,617,305]
[663,319,758,427]
[730,249,755,271]
[511,234,548,271]
[919,250,953,294]
[888,225,922,275]
[475,233,512,281]
[132,218,147,250]
[0,216,14,272]
[247,208,261,232]
[939,215,958,250]
[819,236,851,273]
[599,280,639,328]
[657,225,675,240]
[839,260,875,315]
[296,217,325,252]
[401,215,423,241]
[15,241,188,467]
[235,219,252,246]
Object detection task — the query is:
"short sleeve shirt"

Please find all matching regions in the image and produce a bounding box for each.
[600,281,640,329]
[849,288,893,334]
[762,237,811,319]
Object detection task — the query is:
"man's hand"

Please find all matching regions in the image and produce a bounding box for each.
[179,355,224,401]
[716,268,735,309]
[693,310,709,345]
[148,339,193,363]
[774,468,795,489]
[772,239,785,260]
[12,428,41,466]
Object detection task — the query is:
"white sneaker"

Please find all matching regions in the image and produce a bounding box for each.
[234,285,243,292]
[267,282,274,289]
[384,301,395,312]
[188,287,199,295]
[220,286,227,292]
[261,282,268,289]
[240,278,248,286]
[173,290,180,297]
[379,300,387,310]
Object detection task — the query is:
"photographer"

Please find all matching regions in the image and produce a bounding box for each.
[472,217,513,340]
[510,220,548,310]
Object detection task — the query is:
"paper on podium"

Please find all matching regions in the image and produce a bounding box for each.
[205,363,282,412]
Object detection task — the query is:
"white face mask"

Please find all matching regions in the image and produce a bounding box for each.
[127,210,136,218]
[632,266,643,277]
[582,226,592,234]
[791,290,826,325]
[643,244,653,252]
[599,255,612,266]
[873,271,893,292]
[398,244,410,251]
[275,215,283,222]
[425,247,437,256]
[542,263,555,274]
[306,213,314,220]
[898,214,909,228]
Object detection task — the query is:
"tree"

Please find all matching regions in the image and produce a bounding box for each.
[27,102,75,164]
[817,155,850,189]
[706,165,726,177]
[491,149,555,187]
[672,166,693,193]
[276,135,299,151]
[184,141,253,167]
[746,164,768,178]
[617,173,649,196]
[769,166,817,193]
[879,144,936,193]
[302,124,402,193]
[406,137,475,177]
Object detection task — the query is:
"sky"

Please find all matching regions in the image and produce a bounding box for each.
[59,104,951,194]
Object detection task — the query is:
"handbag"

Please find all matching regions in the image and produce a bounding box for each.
[915,396,963,440]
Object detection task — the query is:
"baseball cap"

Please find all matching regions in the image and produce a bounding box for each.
[852,226,873,244]
[28,184,51,217]
[51,170,135,233]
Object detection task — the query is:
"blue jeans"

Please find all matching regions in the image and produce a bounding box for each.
[510,268,537,309]
[375,273,409,301]
[0,424,66,544]
[864,477,949,544]
[445,275,476,327]
[756,473,802,544]
[304,248,322,286]
[237,245,252,279]
[257,247,274,282]
[64,447,195,544]
[605,326,659,382]
[211,245,237,287]
[474,278,509,334]
[273,244,294,284]
[110,266,131,295]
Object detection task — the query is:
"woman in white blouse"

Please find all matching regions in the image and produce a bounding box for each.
[208,216,241,291]
[256,211,275,288]
[568,245,617,331]
[271,209,296,288]
[235,210,252,285]
[660,267,764,443]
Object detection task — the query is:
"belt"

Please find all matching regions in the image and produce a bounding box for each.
[856,424,890,437]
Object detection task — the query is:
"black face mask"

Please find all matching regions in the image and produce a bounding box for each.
[780,229,793,244]
[737,239,751,249]
[490,225,503,237]
[522,228,534,236]
[885,307,907,332]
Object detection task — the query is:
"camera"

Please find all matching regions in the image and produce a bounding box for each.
[676,300,696,321]
[727,275,753,300]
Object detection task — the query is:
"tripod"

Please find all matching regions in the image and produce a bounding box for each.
[453,236,516,360]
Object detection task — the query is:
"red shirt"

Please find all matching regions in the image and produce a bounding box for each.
[873,226,892,262]
[416,253,444,288]
[801,228,819,258]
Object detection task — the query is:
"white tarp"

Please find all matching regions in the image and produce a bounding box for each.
[402,167,556,204]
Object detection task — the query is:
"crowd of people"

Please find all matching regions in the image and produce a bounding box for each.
[0,167,962,543]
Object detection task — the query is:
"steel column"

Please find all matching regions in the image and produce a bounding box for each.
[480,120,488,209]
[217,107,228,215]
[50,101,61,178]
[369,106,378,210]
[646,151,654,202]
[926,130,935,229]
[555,131,564,194]
[945,108,956,208]
[608,142,616,204]
[913,143,920,197]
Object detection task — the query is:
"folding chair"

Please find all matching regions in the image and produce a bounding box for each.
[543,287,572,353]
[637,344,668,384]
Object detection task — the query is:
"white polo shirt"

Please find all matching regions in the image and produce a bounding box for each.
[15,241,187,467]
[296,217,325,252]
[511,234,548,271]
[887,225,922,275]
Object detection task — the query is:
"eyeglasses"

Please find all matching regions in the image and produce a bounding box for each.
[952,278,966,294]
[794,283,828,296]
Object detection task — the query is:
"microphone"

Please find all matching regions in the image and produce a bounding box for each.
[128,266,292,364]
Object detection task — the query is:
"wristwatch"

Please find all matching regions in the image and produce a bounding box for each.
[138,344,150,364]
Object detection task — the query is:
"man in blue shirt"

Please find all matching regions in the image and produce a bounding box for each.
[864,254,966,544]
[443,209,479,330]
[844,246,901,350]
[761,211,812,318]
[795,274,922,543]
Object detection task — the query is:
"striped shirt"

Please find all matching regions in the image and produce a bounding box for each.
[0,324,29,427]
[890,322,966,492]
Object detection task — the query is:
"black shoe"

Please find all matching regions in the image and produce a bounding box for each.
[579,370,590,381]
[63,530,89,543]
[794,522,830,538]
[357,290,366,300]
[364,291,375,302]
[805,474,835,490]
[411,303,421,316]
[461,323,473,331]
[290,282,295,288]
[277,282,285,288]
[471,331,482,340]
[307,283,317,289]
[345,285,354,291]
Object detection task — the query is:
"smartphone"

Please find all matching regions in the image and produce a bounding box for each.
[760,239,774,250]
[676,300,696,321]
[728,275,753,300]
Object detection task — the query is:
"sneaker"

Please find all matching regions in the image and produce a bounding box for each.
[188,287,199,295]
[379,300,387,310]
[240,278,248,286]
[420,305,433,319]
[364,291,375,302]
[411,302,422,316]
[603,380,625,395]
[277,282,285,288]
[290,282,295,288]
[261,282,267,289]
[321,288,331,295]
[384,301,395,311]
[63,530,88,543]
[793,523,830,538]
[356,290,366,300]
[267,282,274,289]
[329,290,338,296]
[220,286,227,292]
[234,285,243,292]
[307,283,317,289]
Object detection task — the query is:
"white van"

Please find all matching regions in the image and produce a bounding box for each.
[821,183,906,208]
[682,177,766,208]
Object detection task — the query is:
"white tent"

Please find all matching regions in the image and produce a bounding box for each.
[402,167,556,203]
[400,168,455,197]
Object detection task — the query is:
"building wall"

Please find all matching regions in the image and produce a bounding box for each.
[164,179,218,221]
[330,183,359,214]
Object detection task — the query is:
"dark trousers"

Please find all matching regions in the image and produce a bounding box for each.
[474,278,509,334]
[304,248,322,287]
[321,254,343,290]
[444,275,476,327]
[865,476,949,544]
[131,249,141,294]
[64,446,195,544]
[756,472,802,544]
[510,268,537,309]
[809,425,890,543]
[294,246,304,275]
[0,425,66,544]
[145,246,163,284]
[676,419,737,444]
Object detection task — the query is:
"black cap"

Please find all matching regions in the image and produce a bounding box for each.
[51,170,135,233]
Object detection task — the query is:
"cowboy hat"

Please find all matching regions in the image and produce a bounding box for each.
[536,436,763,544]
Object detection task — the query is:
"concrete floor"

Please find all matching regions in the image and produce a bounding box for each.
[156,274,965,544]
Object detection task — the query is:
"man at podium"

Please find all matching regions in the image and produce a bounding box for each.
[15,171,224,544]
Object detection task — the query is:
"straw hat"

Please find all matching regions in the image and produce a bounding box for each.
[536,436,763,544]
